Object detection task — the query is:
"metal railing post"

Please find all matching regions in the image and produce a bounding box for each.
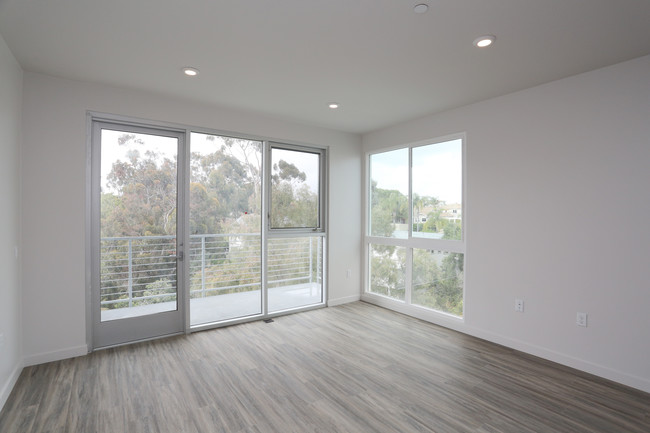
[127,238,133,308]
[309,238,313,284]
[201,235,206,298]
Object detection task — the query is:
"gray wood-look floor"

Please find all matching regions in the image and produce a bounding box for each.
[1,302,649,433]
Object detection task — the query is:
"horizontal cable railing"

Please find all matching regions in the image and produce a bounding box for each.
[100,234,322,310]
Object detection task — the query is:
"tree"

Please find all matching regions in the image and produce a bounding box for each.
[443,220,462,240]
[369,180,395,236]
[100,135,181,309]
[368,183,463,315]
[413,193,439,233]
[100,132,323,307]
[102,147,177,237]
[188,138,263,298]
[369,182,409,237]
[270,160,318,228]
[412,250,463,316]
[369,245,406,300]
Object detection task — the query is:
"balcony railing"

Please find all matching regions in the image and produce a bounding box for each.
[100,233,322,310]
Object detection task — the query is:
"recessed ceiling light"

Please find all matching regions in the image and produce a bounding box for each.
[328,103,339,109]
[182,67,199,76]
[413,4,428,14]
[473,35,495,48]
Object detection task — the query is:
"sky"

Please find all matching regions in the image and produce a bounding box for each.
[370,139,462,204]
[100,129,178,192]
[271,148,320,193]
[102,129,458,203]
[101,129,319,193]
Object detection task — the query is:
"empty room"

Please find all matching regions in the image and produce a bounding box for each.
[1,0,649,432]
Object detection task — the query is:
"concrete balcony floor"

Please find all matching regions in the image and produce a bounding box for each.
[101,283,323,325]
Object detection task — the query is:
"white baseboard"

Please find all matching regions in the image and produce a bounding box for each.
[361,293,466,332]
[0,362,23,413]
[328,294,361,307]
[463,325,650,394]
[361,294,650,394]
[23,345,89,367]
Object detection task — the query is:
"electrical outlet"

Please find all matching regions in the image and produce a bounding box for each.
[515,299,524,312]
[576,312,588,327]
[346,269,352,279]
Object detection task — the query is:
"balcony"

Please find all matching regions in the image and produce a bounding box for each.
[100,234,323,325]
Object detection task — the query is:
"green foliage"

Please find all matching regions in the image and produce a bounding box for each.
[100,134,321,308]
[421,211,462,240]
[412,251,464,316]
[369,183,463,315]
[189,140,261,234]
[140,278,176,305]
[272,159,306,184]
[102,147,177,237]
[442,220,462,240]
[189,233,261,299]
[271,160,318,228]
[412,193,439,233]
[369,180,407,236]
[369,245,406,300]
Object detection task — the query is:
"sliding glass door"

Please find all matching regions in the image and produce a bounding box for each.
[90,118,327,347]
[189,133,263,326]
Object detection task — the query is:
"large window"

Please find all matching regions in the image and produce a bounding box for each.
[365,136,464,318]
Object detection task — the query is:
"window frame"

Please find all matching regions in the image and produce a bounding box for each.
[266,142,327,234]
[363,133,466,321]
[86,111,329,347]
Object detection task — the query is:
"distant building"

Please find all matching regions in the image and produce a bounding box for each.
[440,203,461,222]
[413,203,462,223]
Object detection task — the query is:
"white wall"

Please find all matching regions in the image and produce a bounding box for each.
[362,55,650,392]
[21,72,361,364]
[0,34,23,410]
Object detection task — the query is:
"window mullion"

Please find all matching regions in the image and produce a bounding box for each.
[405,247,413,306]
[406,147,413,304]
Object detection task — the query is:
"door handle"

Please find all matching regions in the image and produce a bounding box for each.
[169,251,184,261]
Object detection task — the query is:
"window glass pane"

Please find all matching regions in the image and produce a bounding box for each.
[268,236,323,312]
[271,148,320,229]
[189,132,263,325]
[412,249,464,317]
[412,139,462,240]
[369,149,409,238]
[99,129,178,321]
[369,244,406,301]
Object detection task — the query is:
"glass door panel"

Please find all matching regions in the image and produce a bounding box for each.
[267,236,323,312]
[92,123,184,348]
[267,144,326,313]
[189,133,263,326]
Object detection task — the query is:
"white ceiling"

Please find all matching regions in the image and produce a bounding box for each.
[1,0,649,134]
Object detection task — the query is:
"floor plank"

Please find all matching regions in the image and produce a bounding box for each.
[1,302,649,432]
